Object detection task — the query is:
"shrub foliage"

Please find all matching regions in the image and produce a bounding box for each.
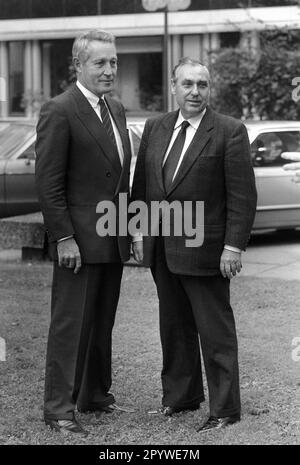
[210,29,300,120]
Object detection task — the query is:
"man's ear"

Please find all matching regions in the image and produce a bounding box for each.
[171,79,176,95]
[73,57,81,74]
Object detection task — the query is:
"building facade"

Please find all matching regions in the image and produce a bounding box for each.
[0,0,299,117]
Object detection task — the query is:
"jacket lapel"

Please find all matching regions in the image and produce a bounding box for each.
[71,86,122,178]
[153,110,179,194]
[105,96,132,196]
[105,96,131,167]
[166,107,214,197]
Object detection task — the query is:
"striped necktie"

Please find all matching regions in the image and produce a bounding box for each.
[163,120,190,191]
[99,98,117,148]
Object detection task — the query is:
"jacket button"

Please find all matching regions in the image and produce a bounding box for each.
[106,171,111,178]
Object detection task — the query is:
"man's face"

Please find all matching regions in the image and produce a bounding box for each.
[75,40,117,96]
[171,64,210,119]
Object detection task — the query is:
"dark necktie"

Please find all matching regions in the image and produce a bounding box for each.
[163,120,190,191]
[99,98,117,148]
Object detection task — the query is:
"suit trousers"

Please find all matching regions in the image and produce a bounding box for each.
[151,237,241,417]
[44,261,123,420]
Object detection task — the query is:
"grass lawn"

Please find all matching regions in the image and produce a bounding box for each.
[0,261,299,445]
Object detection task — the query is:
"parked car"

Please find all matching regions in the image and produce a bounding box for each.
[0,117,145,218]
[246,120,300,229]
[0,117,299,230]
[0,118,37,218]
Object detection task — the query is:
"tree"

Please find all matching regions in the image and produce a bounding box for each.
[210,29,300,120]
[209,47,257,119]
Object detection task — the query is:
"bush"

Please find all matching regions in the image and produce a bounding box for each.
[210,29,300,120]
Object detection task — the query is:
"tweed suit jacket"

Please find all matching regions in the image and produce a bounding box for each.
[131,106,257,276]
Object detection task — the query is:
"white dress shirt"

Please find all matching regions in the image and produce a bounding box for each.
[163,109,206,182]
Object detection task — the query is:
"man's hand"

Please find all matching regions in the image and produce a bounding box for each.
[220,249,242,279]
[282,153,300,184]
[132,241,143,264]
[57,237,82,274]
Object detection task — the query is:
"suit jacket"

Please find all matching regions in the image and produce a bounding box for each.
[35,85,132,263]
[131,106,257,276]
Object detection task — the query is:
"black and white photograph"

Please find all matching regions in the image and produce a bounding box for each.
[0,0,299,451]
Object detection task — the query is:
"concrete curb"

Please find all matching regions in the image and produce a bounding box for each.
[0,212,44,250]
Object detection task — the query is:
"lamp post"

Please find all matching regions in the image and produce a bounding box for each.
[142,0,191,112]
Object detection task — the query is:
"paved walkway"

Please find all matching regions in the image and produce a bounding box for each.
[242,229,300,281]
[1,230,299,281]
[243,242,300,281]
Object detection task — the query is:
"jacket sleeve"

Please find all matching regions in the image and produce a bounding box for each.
[224,122,257,250]
[130,118,152,203]
[35,100,75,242]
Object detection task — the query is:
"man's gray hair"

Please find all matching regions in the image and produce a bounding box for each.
[172,57,210,83]
[72,29,115,63]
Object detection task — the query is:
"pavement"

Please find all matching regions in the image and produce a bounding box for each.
[0,226,299,281]
[242,229,300,281]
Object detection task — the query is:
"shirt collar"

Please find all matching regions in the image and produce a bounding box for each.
[76,81,104,108]
[174,107,207,131]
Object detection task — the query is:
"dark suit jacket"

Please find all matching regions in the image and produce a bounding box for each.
[35,85,131,263]
[131,106,257,276]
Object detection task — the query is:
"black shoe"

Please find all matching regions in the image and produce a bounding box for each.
[159,406,175,417]
[45,418,88,436]
[197,414,240,433]
[94,403,134,418]
[149,404,200,417]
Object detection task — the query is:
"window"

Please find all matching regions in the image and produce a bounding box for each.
[0,0,296,19]
[18,142,36,160]
[0,0,99,19]
[251,131,300,167]
[0,0,27,19]
[220,32,241,48]
[8,42,25,115]
[117,52,162,113]
[48,39,74,96]
[0,123,35,160]
[31,0,98,18]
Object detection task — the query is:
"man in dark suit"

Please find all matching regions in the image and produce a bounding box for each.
[35,30,132,435]
[131,57,257,432]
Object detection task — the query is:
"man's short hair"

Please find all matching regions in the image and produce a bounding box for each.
[172,57,210,83]
[72,29,116,63]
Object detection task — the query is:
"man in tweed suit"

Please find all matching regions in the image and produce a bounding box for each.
[131,58,257,432]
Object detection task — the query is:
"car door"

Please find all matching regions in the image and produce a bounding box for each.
[250,129,300,229]
[4,138,39,217]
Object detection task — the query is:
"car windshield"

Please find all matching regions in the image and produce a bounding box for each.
[0,122,36,160]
